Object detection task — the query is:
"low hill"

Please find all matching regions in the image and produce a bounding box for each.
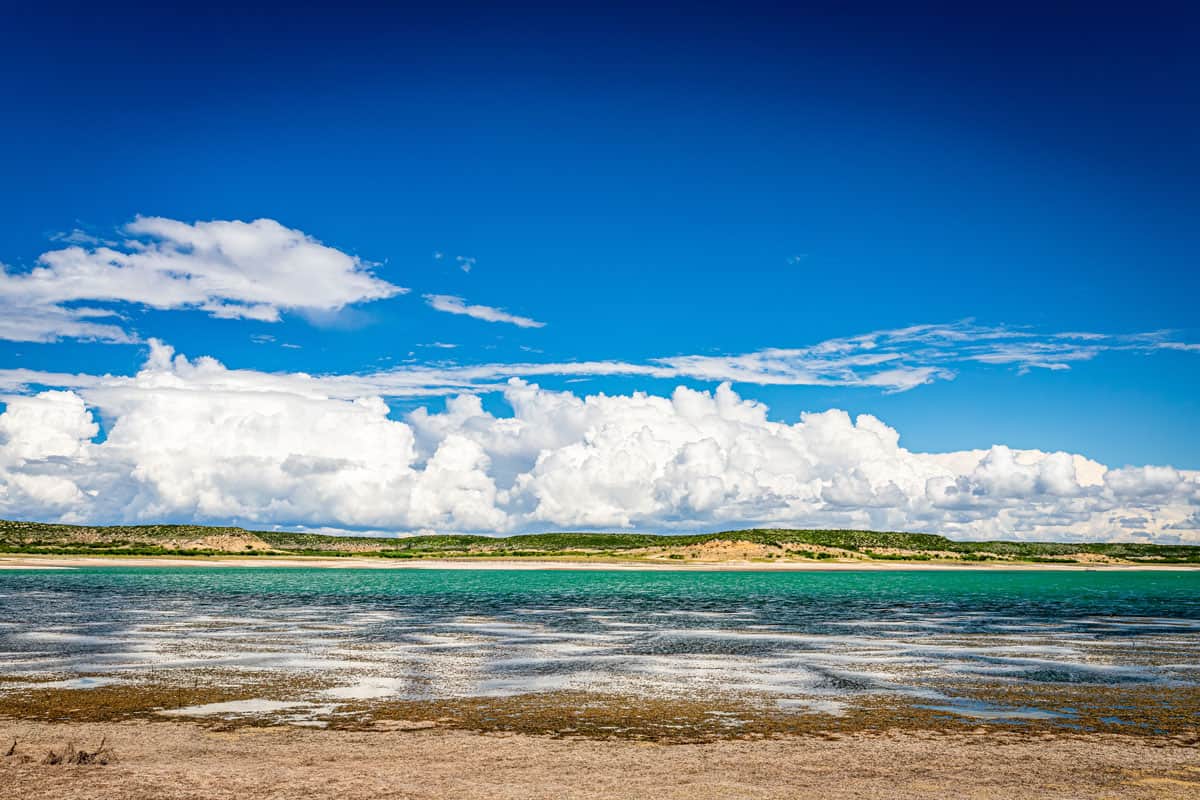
[1,519,1197,564]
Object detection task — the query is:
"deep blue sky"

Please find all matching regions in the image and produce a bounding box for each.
[2,1,1197,467]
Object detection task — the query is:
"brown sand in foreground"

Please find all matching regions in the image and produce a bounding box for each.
[3,554,1197,571]
[2,720,1198,800]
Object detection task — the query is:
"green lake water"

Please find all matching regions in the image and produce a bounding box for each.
[1,567,1197,722]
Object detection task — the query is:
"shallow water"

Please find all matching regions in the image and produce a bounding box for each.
[1,567,1198,724]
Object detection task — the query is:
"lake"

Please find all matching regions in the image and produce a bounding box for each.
[1,567,1198,732]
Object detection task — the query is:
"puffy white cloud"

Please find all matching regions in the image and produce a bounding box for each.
[0,345,1196,543]
[0,391,100,516]
[0,217,404,342]
[0,390,97,461]
[424,294,546,328]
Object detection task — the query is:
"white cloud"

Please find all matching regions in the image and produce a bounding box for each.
[49,229,110,246]
[1,319,1196,401]
[0,391,100,513]
[0,304,137,344]
[362,321,1196,394]
[0,390,97,461]
[1168,511,1200,530]
[0,217,405,342]
[424,294,546,328]
[1159,342,1200,352]
[0,345,1195,542]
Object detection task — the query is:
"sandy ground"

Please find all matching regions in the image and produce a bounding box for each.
[2,554,1196,571]
[1,720,1198,799]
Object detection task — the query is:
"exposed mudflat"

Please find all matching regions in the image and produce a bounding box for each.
[2,719,1199,800]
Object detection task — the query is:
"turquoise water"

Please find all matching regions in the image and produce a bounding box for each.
[1,567,1198,720]
[5,565,1199,605]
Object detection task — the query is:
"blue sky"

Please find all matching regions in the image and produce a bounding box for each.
[0,2,1197,539]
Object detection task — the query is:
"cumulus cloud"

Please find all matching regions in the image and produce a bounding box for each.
[0,217,405,342]
[424,294,546,328]
[0,344,1195,542]
[0,391,100,513]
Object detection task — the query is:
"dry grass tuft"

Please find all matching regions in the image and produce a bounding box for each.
[38,736,117,765]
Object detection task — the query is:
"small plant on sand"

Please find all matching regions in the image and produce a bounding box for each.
[37,737,118,766]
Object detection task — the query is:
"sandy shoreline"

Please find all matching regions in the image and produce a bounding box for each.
[2,719,1198,800]
[2,553,1197,571]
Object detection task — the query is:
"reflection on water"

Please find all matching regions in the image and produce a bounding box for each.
[1,567,1198,724]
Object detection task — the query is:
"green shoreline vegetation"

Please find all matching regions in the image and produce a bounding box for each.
[1,519,1198,564]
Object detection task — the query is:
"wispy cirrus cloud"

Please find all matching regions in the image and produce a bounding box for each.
[424,294,546,328]
[0,217,405,343]
[48,228,111,247]
[1,322,1194,400]
[0,304,137,345]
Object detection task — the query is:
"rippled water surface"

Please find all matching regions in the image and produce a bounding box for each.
[1,568,1198,723]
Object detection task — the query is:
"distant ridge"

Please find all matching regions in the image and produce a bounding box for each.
[1,519,1197,564]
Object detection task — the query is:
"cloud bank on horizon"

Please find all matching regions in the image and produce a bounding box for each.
[0,348,1196,542]
[0,217,1197,543]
